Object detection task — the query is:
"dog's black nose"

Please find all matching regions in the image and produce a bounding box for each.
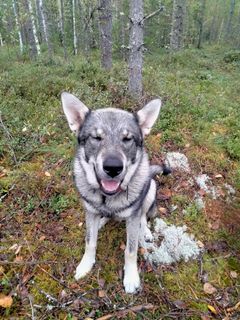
[103,156,123,178]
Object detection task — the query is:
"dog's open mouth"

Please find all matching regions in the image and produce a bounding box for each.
[100,180,121,195]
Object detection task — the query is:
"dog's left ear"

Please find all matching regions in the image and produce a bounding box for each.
[137,99,161,136]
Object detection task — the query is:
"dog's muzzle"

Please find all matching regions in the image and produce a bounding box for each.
[100,156,123,194]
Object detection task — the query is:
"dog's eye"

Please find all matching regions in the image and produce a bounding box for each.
[122,136,133,143]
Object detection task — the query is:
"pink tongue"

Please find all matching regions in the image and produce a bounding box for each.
[101,180,120,192]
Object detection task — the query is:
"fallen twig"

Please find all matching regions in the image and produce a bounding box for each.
[37,265,69,289]
[0,260,58,265]
[97,303,155,320]
[28,295,35,320]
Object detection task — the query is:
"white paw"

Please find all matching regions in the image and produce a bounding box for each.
[140,225,153,243]
[74,255,95,280]
[123,268,141,294]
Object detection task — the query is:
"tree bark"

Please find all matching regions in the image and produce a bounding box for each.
[28,0,41,55]
[197,0,206,49]
[117,0,126,60]
[0,32,3,46]
[72,0,77,55]
[128,0,143,99]
[170,0,186,51]
[23,0,40,58]
[38,0,52,57]
[12,0,24,54]
[225,0,236,40]
[99,0,112,70]
[58,0,67,60]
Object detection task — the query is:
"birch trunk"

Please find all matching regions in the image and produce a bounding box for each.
[72,0,77,55]
[170,0,186,51]
[28,0,40,55]
[99,0,112,70]
[38,0,52,56]
[128,0,143,99]
[12,0,24,54]
[23,0,40,58]
[225,0,236,40]
[0,33,3,46]
[197,0,206,49]
[58,0,67,60]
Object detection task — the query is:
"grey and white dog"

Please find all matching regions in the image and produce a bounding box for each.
[61,92,163,293]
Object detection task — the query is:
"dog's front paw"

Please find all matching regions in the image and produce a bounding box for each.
[140,225,153,243]
[123,268,141,294]
[75,255,95,280]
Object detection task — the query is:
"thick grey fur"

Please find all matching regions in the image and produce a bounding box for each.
[61,93,162,293]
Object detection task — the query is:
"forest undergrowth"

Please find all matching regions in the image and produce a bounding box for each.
[0,46,239,319]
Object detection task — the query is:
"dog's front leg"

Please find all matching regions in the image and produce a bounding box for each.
[75,212,100,280]
[124,214,141,294]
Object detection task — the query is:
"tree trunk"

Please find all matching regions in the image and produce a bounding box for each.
[197,0,206,49]
[23,0,40,58]
[117,0,126,60]
[128,0,143,99]
[72,0,77,55]
[58,0,67,60]
[0,33,3,46]
[170,0,186,51]
[12,0,24,54]
[99,0,112,70]
[38,0,52,57]
[225,0,236,40]
[28,0,41,55]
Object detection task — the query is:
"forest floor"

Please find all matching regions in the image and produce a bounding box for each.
[0,46,240,319]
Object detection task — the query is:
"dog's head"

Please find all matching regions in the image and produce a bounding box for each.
[61,92,161,195]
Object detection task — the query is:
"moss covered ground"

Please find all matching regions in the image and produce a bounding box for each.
[0,46,239,319]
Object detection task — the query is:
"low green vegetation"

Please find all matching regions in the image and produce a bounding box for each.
[0,46,239,319]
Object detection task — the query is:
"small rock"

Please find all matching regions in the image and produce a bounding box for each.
[165,152,191,173]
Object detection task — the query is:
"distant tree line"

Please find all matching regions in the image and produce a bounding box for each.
[0,0,240,98]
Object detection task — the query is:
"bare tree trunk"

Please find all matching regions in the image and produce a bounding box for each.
[0,33,3,46]
[28,0,41,55]
[23,0,40,58]
[58,0,67,60]
[218,18,224,43]
[128,0,143,99]
[197,0,206,49]
[12,0,24,54]
[72,0,77,55]
[170,0,186,51]
[99,0,112,70]
[225,0,236,40]
[117,0,126,60]
[38,0,52,57]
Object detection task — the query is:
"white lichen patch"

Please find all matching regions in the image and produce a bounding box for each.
[195,174,220,200]
[139,218,200,265]
[165,152,191,173]
[224,183,236,196]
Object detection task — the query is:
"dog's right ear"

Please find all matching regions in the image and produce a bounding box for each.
[61,92,89,134]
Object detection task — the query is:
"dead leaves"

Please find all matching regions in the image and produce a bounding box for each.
[203,283,217,295]
[0,294,13,308]
[157,188,172,200]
